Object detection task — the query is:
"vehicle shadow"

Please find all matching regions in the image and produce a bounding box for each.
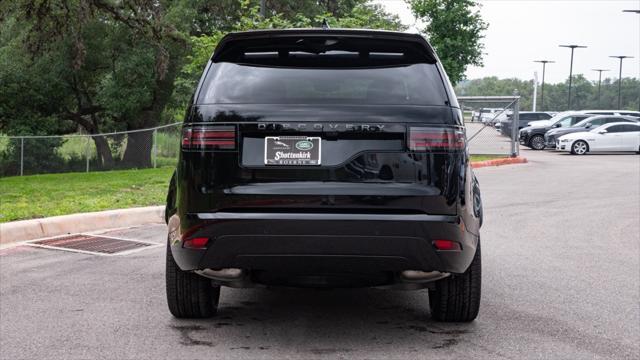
[167,286,476,354]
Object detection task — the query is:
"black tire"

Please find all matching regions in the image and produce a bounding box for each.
[166,243,220,318]
[528,135,546,150]
[429,241,481,322]
[570,140,589,155]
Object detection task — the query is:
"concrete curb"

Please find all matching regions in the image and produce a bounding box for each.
[471,156,528,169]
[0,206,164,246]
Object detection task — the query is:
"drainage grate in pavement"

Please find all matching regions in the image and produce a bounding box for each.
[28,234,157,255]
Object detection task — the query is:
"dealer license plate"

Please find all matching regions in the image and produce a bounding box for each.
[264,136,321,165]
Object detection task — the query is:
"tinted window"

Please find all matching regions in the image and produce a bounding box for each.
[603,117,628,124]
[622,124,640,132]
[607,125,626,133]
[198,62,448,105]
[538,113,552,119]
[520,114,535,120]
[572,116,589,125]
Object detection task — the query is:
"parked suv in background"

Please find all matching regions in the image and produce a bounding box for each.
[520,110,640,149]
[164,29,483,322]
[499,112,553,137]
[519,111,593,150]
[545,115,639,149]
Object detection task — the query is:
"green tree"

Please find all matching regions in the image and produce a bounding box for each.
[408,0,487,85]
[1,0,191,167]
[1,0,404,170]
[455,75,640,112]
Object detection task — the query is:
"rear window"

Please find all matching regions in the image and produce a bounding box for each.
[197,62,448,106]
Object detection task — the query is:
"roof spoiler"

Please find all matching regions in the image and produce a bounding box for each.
[211,29,437,64]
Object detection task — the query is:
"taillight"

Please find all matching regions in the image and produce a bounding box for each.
[408,127,465,152]
[182,126,236,150]
[433,239,462,251]
[183,237,209,249]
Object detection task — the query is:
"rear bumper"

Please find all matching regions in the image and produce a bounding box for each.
[170,212,478,276]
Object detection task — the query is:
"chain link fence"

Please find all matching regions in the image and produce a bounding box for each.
[458,96,521,156]
[0,123,181,177]
[0,100,522,177]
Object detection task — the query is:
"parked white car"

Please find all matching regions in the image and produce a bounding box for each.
[556,122,640,155]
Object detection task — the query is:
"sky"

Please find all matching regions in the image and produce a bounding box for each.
[373,0,640,83]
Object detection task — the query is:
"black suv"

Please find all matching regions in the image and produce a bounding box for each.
[164,29,483,322]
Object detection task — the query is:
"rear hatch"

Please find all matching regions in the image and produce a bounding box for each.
[179,30,466,217]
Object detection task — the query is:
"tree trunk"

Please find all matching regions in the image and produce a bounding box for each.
[325,0,339,16]
[121,47,180,168]
[122,130,153,168]
[92,135,114,168]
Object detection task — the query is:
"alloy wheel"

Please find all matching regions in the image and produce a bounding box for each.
[530,135,545,150]
[572,141,588,155]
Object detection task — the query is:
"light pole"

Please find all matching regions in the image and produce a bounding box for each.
[609,56,634,109]
[622,10,640,111]
[559,45,587,110]
[534,60,554,111]
[591,69,609,107]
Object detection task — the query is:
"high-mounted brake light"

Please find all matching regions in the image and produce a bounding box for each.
[409,127,465,152]
[182,126,236,150]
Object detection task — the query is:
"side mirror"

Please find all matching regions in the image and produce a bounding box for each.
[585,123,592,128]
[554,123,561,128]
[598,130,607,134]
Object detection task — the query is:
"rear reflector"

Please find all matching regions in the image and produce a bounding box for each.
[409,127,465,151]
[183,237,209,249]
[182,126,236,150]
[433,239,462,251]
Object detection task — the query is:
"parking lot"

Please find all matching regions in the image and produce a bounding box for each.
[1,149,638,359]
[465,121,514,155]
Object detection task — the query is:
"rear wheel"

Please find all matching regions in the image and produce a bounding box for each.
[429,241,481,322]
[570,140,588,155]
[529,135,546,150]
[166,243,220,318]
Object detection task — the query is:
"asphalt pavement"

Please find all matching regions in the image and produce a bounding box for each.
[1,149,639,359]
[465,122,513,155]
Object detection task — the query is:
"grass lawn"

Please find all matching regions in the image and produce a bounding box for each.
[0,167,174,222]
[0,154,505,222]
[470,154,507,162]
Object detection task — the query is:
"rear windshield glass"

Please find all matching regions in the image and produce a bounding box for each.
[197,62,448,106]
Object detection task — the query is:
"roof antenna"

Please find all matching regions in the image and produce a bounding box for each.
[321,19,330,30]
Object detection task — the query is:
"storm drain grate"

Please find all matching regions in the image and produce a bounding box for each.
[28,234,157,255]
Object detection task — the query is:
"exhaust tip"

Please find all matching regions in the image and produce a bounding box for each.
[400,270,449,282]
[196,268,244,281]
